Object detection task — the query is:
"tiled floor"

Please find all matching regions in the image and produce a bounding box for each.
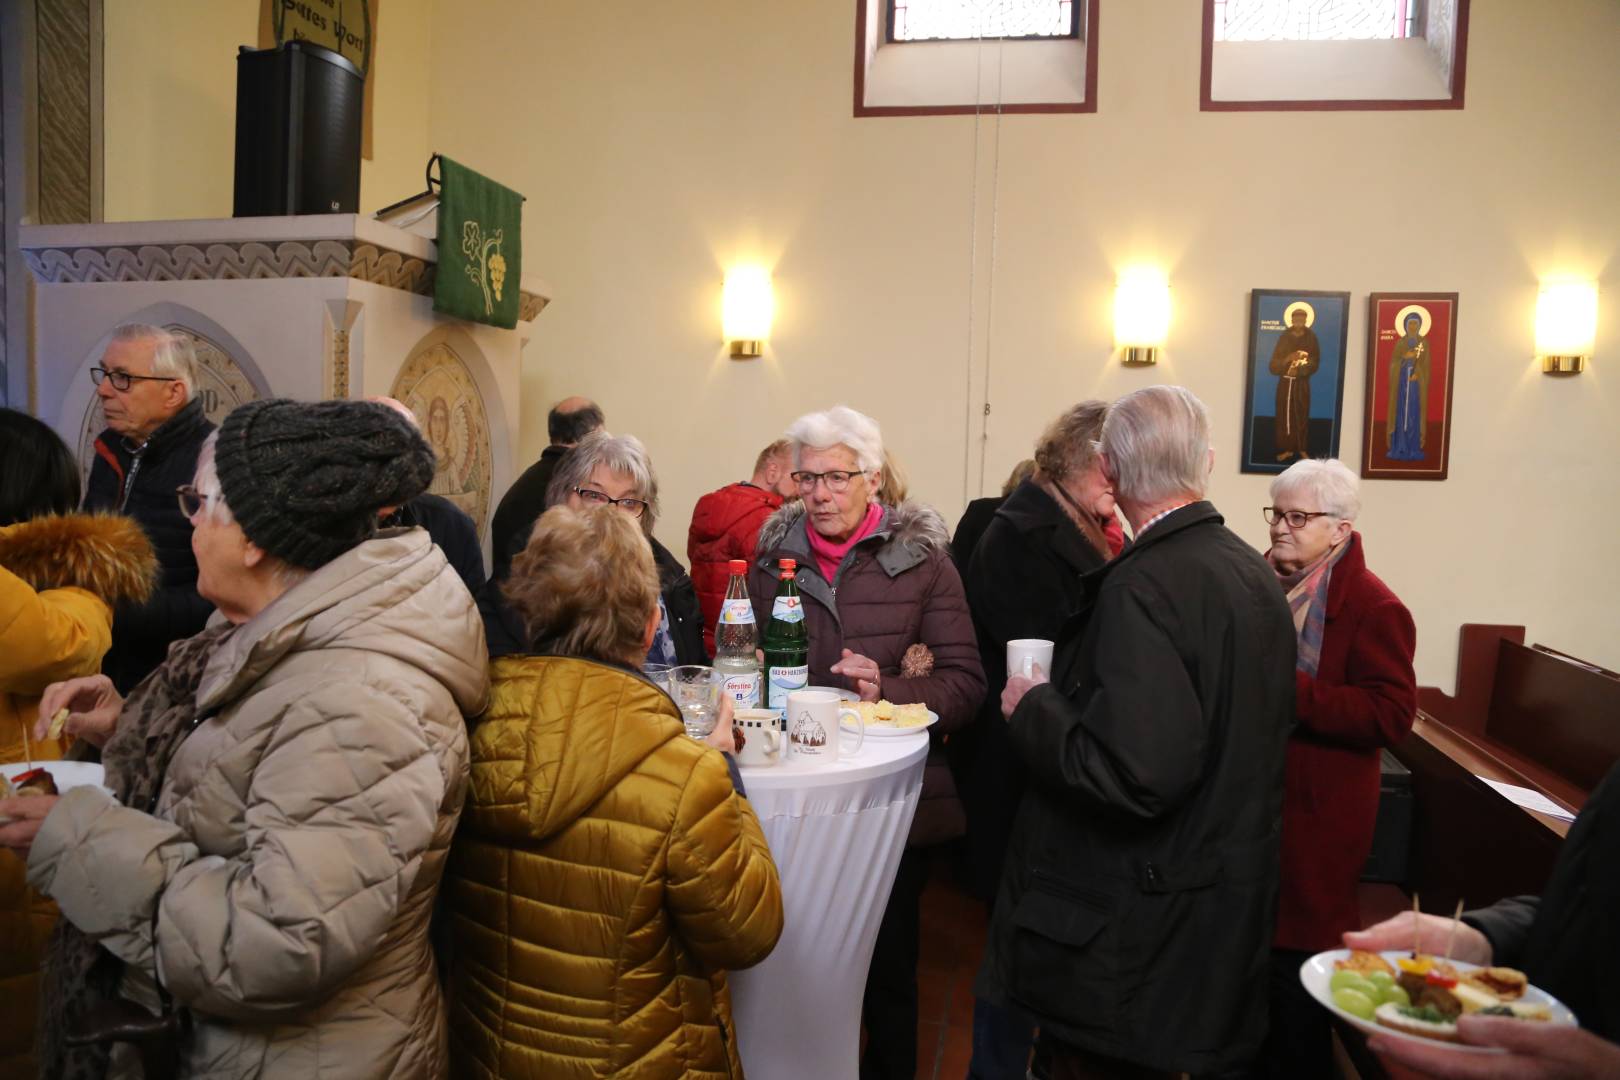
[897,864,1413,1080]
[913,859,990,1080]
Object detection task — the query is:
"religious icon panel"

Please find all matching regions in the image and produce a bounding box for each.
[1240,288,1351,474]
[1361,292,1458,481]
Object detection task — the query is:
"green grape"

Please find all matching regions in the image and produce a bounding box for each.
[1380,983,1411,1007]
[1333,987,1377,1021]
[1329,971,1377,998]
[1365,970,1396,991]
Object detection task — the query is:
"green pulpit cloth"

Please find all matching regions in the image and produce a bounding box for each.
[434,156,523,329]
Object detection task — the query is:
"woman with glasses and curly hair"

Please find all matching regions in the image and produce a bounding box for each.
[748,404,985,1080]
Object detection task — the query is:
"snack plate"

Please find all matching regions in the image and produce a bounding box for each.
[1300,949,1577,1054]
[842,709,939,738]
[2,760,109,794]
[805,685,859,701]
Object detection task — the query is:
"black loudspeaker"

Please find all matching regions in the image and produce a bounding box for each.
[233,41,363,217]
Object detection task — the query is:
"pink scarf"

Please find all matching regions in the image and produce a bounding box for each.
[806,502,884,584]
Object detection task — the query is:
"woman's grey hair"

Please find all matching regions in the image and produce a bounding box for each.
[784,405,884,474]
[1033,401,1109,485]
[112,323,198,396]
[1270,458,1361,522]
[1099,385,1212,504]
[545,430,661,534]
[193,433,310,588]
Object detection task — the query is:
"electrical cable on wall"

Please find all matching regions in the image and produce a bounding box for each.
[961,2,1008,507]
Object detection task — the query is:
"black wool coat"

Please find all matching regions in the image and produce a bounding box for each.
[390,494,487,596]
[955,480,1108,902]
[1465,760,1620,1041]
[82,398,215,693]
[976,502,1296,1075]
[489,443,567,580]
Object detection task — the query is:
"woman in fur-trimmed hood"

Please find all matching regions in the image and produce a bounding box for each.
[0,407,158,1077]
[746,405,984,1080]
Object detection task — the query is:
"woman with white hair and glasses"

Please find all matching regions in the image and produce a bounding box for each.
[0,398,487,1079]
[748,404,985,1080]
[1257,457,1417,1078]
[483,430,707,665]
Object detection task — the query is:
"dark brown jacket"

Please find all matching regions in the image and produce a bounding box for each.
[749,500,985,846]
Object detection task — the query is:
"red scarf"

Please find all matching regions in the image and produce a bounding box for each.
[806,502,884,584]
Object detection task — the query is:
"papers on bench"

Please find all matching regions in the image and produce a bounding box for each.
[1477,776,1578,822]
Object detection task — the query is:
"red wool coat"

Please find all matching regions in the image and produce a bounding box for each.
[1274,532,1418,951]
[687,482,784,656]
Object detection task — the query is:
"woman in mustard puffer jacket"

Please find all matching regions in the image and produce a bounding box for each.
[0,408,156,1076]
[448,505,784,1079]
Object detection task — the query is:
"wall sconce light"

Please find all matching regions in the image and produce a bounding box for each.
[723,267,773,359]
[1535,282,1597,374]
[1114,269,1171,366]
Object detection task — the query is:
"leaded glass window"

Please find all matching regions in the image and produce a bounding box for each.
[1212,0,1420,42]
[888,0,1079,43]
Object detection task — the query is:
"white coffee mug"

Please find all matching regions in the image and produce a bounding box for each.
[1007,638,1054,679]
[734,708,783,767]
[785,690,865,764]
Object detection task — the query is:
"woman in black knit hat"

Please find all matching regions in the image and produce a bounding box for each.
[1,398,489,1080]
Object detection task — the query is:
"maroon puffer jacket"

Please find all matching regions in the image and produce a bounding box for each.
[749,500,986,845]
[688,482,784,657]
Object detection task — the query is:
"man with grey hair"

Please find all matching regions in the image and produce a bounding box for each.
[978,385,1296,1078]
[83,323,216,692]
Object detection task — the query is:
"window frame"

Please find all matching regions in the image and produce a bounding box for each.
[885,0,1081,46]
[1200,0,1471,112]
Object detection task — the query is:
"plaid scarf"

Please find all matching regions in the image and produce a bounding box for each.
[38,623,235,1080]
[1274,540,1349,677]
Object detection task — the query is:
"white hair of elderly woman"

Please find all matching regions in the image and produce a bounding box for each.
[111,323,199,396]
[544,429,661,534]
[1098,385,1212,504]
[784,405,884,473]
[193,433,311,587]
[1270,458,1360,522]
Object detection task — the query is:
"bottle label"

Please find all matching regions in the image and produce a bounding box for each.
[721,672,760,709]
[770,595,804,623]
[766,664,809,723]
[720,598,755,625]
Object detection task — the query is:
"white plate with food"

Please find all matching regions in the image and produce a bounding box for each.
[806,685,859,702]
[1300,948,1576,1053]
[841,700,938,737]
[2,760,108,796]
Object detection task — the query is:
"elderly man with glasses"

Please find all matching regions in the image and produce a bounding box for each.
[82,323,216,692]
[983,385,1296,1080]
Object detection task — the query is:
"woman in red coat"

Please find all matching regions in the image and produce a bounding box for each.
[1258,458,1417,1078]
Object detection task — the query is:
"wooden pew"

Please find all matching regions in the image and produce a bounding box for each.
[1393,624,1620,912]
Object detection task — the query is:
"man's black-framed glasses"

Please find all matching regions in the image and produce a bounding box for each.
[792,469,864,493]
[92,366,178,392]
[574,486,649,519]
[1262,506,1335,529]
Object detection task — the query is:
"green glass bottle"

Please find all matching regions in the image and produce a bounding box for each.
[761,558,809,728]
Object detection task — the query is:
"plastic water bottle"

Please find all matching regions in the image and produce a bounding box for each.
[714,559,761,709]
[762,557,809,727]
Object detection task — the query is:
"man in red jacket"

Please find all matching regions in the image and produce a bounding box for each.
[687,439,796,655]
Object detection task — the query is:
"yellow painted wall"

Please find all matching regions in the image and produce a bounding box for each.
[102,0,431,221]
[425,0,1620,689]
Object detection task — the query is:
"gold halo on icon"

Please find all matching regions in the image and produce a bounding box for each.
[1393,304,1432,337]
[1283,301,1316,327]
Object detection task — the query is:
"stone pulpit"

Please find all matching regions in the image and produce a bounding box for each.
[20,214,550,553]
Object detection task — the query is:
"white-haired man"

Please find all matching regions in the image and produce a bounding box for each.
[82,324,216,691]
[978,385,1296,1078]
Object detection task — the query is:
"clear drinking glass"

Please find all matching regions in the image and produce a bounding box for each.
[642,663,674,694]
[669,664,719,739]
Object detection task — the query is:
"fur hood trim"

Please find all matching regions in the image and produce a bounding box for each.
[0,513,158,603]
[756,499,951,568]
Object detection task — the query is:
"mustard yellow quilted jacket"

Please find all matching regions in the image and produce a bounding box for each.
[447,655,784,1079]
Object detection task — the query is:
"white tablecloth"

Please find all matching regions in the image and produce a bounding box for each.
[730,734,929,1080]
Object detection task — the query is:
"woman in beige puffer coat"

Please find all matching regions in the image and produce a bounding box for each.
[1,399,487,1079]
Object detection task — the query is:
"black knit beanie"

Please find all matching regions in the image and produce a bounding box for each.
[214,398,437,569]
